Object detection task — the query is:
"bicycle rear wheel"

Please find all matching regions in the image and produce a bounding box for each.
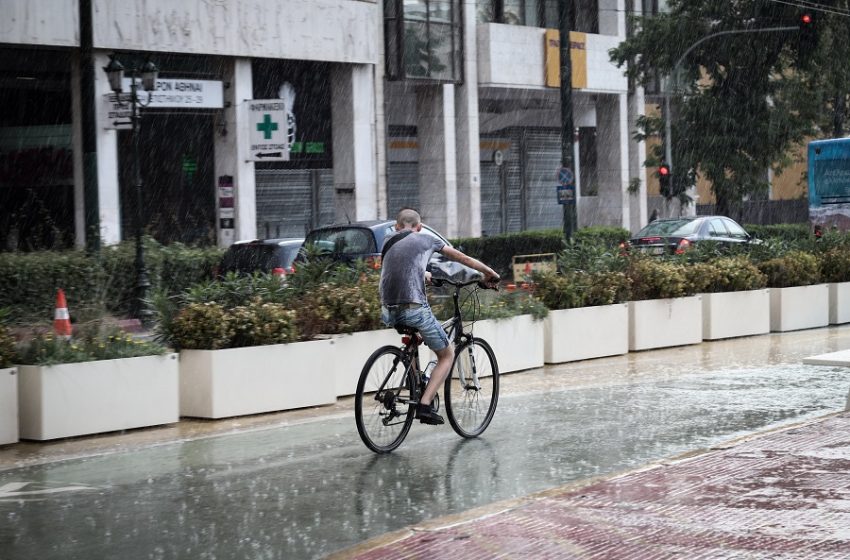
[355,346,416,453]
[444,338,499,438]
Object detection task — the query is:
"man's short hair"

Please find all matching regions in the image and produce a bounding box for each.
[396,208,421,228]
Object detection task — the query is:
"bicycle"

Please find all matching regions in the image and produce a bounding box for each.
[354,277,500,453]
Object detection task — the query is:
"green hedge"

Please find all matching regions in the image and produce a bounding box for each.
[0,240,224,323]
[745,223,812,242]
[451,229,565,279]
[451,226,629,280]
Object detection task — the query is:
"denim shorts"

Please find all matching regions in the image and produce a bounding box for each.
[381,303,450,351]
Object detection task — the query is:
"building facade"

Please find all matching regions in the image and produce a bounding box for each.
[0,0,647,250]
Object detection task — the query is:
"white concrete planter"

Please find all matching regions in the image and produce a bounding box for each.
[0,367,18,445]
[629,296,703,351]
[829,282,850,325]
[17,354,179,441]
[179,340,335,419]
[770,284,830,332]
[544,304,629,363]
[701,289,770,340]
[328,329,401,397]
[473,315,544,373]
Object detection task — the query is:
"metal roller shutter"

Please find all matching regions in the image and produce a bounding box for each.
[524,129,563,231]
[503,132,523,233]
[387,162,419,216]
[480,162,501,236]
[255,168,332,238]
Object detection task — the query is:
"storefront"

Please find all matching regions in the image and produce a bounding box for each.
[0,47,75,250]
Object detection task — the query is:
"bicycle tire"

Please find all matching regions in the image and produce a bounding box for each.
[444,337,500,438]
[355,345,416,453]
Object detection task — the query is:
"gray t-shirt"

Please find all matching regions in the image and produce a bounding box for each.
[379,231,445,306]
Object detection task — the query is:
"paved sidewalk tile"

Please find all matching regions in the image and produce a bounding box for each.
[334,413,850,559]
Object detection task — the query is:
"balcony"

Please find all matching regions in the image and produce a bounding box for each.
[477,23,627,93]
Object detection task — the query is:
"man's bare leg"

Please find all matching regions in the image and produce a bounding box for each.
[420,344,454,406]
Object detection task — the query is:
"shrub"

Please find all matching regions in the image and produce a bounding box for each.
[432,286,548,321]
[14,328,166,366]
[820,247,850,283]
[295,273,382,338]
[683,257,767,293]
[626,257,691,300]
[171,302,233,350]
[0,310,16,368]
[757,250,821,288]
[229,300,298,348]
[534,270,631,309]
[557,242,629,274]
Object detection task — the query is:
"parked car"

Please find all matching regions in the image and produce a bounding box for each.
[296,220,452,268]
[218,237,304,277]
[628,216,756,255]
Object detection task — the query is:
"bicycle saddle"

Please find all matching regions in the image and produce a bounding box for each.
[394,325,418,336]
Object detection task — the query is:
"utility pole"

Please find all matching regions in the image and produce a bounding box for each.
[79,0,100,251]
[559,0,576,240]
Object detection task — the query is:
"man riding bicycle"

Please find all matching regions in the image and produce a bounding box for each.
[379,208,500,425]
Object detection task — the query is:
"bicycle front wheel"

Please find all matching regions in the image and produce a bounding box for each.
[444,338,500,438]
[355,346,416,453]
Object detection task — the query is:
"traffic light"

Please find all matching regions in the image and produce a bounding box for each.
[658,163,671,197]
[798,12,818,61]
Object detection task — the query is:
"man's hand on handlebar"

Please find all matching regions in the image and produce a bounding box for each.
[479,273,500,290]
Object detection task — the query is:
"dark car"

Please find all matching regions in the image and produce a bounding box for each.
[219,237,304,277]
[628,216,756,255]
[296,220,452,268]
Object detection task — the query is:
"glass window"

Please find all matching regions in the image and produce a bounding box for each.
[635,219,701,237]
[503,0,523,24]
[387,0,462,83]
[708,219,728,237]
[305,227,377,256]
[478,0,496,22]
[723,219,749,239]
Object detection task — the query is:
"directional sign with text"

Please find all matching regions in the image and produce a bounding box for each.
[248,100,289,162]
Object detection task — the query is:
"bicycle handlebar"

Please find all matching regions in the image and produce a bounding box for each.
[431,277,499,291]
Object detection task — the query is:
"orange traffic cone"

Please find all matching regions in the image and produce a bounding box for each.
[53,289,72,340]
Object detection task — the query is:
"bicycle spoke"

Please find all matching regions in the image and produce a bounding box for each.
[444,339,499,438]
[355,346,416,453]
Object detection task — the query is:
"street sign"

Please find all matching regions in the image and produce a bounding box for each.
[247,100,289,162]
[557,167,575,186]
[557,184,576,205]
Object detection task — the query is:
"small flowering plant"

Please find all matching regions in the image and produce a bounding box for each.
[15,326,167,366]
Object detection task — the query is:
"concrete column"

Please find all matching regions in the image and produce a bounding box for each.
[332,64,378,223]
[374,7,388,220]
[454,0,481,238]
[70,53,86,249]
[92,50,121,245]
[417,85,458,237]
[214,58,256,246]
[595,93,630,229]
[628,87,648,232]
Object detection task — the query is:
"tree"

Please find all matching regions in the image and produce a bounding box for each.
[610,0,850,218]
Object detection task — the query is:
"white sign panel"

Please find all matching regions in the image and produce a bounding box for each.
[100,78,223,130]
[247,100,290,162]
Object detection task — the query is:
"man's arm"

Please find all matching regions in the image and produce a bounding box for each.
[438,246,500,286]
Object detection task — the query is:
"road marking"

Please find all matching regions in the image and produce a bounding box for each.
[0,481,99,501]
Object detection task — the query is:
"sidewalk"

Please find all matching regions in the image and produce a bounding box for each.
[330,412,850,560]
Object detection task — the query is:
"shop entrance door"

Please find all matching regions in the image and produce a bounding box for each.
[118,113,215,245]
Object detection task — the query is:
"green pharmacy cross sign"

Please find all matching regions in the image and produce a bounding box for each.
[248,100,289,162]
[256,114,278,140]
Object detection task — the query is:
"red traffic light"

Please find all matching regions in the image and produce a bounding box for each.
[658,164,670,176]
[801,13,813,25]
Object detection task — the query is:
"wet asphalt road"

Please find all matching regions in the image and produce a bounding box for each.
[2,327,850,559]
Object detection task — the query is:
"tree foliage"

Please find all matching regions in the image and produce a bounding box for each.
[611,0,850,217]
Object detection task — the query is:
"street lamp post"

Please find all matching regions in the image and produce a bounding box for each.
[103,55,158,323]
